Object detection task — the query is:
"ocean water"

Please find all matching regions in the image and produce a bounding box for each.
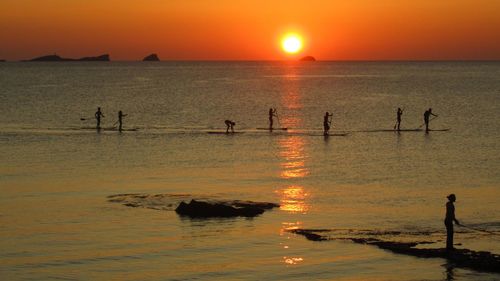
[0,61,499,280]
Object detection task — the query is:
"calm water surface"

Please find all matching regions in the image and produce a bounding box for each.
[0,62,499,280]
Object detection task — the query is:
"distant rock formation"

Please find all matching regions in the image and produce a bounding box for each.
[300,56,316,61]
[78,54,110,61]
[28,55,66,61]
[143,53,160,61]
[27,54,110,62]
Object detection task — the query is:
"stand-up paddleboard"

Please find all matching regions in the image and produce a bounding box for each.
[289,132,349,137]
[322,133,349,137]
[356,128,450,133]
[256,127,288,131]
[427,128,451,132]
[357,129,423,132]
[104,128,139,132]
[80,127,138,131]
[207,131,245,135]
[80,126,102,130]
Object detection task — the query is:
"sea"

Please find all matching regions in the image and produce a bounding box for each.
[0,61,499,281]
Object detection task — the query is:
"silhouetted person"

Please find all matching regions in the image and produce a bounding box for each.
[445,194,460,251]
[269,108,277,130]
[95,107,105,129]
[396,108,403,131]
[424,108,438,132]
[323,112,333,136]
[118,110,127,132]
[225,120,235,133]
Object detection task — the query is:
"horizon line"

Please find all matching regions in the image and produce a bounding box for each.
[3,59,500,63]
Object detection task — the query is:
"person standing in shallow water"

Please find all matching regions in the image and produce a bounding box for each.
[268,108,277,130]
[323,112,333,136]
[396,108,403,131]
[424,108,438,132]
[118,110,127,132]
[445,194,461,251]
[95,107,105,129]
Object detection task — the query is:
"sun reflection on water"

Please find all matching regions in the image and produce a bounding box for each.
[276,72,308,267]
[278,136,309,179]
[279,222,305,266]
[277,185,310,213]
[281,91,302,110]
[283,256,304,265]
[276,121,310,213]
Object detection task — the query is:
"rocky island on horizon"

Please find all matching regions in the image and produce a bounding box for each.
[143,53,160,61]
[26,54,110,62]
[300,55,316,61]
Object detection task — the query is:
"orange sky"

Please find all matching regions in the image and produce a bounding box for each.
[1,0,499,60]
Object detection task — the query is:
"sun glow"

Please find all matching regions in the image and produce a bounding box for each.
[281,34,303,54]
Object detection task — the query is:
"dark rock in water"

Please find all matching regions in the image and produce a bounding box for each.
[366,240,500,274]
[292,229,329,241]
[0,59,6,62]
[27,54,110,62]
[229,200,279,210]
[300,56,316,61]
[290,228,500,274]
[175,199,274,218]
[143,53,160,61]
[107,193,280,214]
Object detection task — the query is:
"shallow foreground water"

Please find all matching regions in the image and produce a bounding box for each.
[1,61,499,280]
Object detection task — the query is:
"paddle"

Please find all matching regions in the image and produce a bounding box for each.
[275,108,282,128]
[418,115,438,129]
[459,224,498,235]
[324,111,333,135]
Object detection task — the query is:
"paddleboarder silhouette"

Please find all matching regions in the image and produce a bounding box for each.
[424,108,438,132]
[95,107,105,129]
[323,112,333,136]
[225,120,235,133]
[269,108,277,130]
[396,108,403,131]
[118,110,127,132]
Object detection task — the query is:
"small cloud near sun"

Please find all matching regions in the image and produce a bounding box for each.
[281,33,303,54]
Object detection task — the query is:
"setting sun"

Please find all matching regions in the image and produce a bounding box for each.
[281,34,303,54]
